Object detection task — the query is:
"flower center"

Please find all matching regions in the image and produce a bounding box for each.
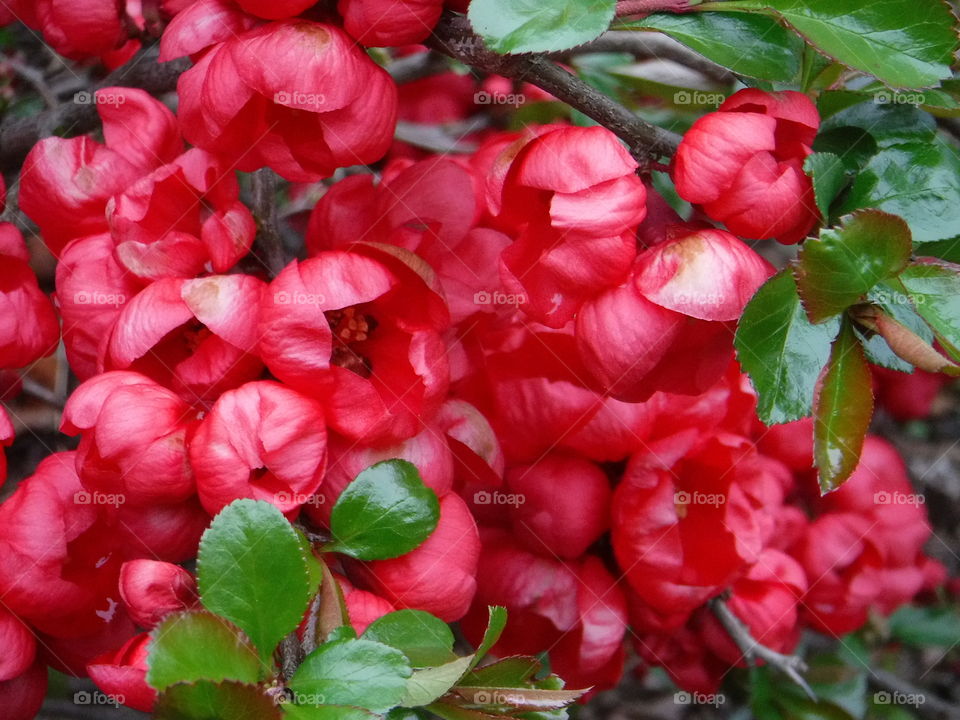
[325,307,377,378]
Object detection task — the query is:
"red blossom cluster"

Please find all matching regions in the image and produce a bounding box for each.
[0,1,949,717]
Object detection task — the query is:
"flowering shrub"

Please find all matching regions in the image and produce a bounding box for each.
[0,0,958,718]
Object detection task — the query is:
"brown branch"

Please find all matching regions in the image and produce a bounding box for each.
[426,12,681,160]
[250,168,287,277]
[561,30,735,85]
[869,667,959,720]
[0,45,189,172]
[710,596,816,700]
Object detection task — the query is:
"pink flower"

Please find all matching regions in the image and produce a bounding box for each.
[88,633,156,712]
[338,0,444,46]
[190,381,328,515]
[673,88,820,244]
[119,560,198,629]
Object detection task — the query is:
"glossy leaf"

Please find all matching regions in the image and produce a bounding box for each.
[735,270,840,425]
[735,0,958,88]
[451,686,587,711]
[328,460,440,561]
[289,638,413,713]
[402,656,475,707]
[155,681,281,720]
[623,11,803,81]
[857,283,934,372]
[899,261,960,361]
[460,657,542,688]
[362,610,457,667]
[198,499,313,663]
[804,152,847,219]
[468,0,615,54]
[836,142,960,243]
[469,606,509,671]
[819,100,936,148]
[814,319,874,493]
[147,611,262,692]
[794,211,912,323]
[282,706,381,719]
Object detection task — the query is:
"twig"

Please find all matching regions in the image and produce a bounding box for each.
[279,631,304,683]
[427,12,681,160]
[4,55,59,109]
[0,45,190,172]
[869,667,959,719]
[250,168,287,277]
[710,596,816,700]
[561,30,735,85]
[387,51,450,85]
[19,376,63,409]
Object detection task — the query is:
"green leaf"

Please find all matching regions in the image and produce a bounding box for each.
[328,460,440,561]
[794,211,913,323]
[735,270,840,425]
[155,681,282,720]
[915,237,960,263]
[289,638,413,713]
[147,611,262,692]
[811,126,879,172]
[469,606,509,671]
[814,318,874,493]
[804,152,848,219]
[622,12,803,81]
[745,0,959,88]
[857,283,934,372]
[460,657,542,688]
[198,499,313,664]
[451,686,586,711]
[402,656,475,707]
[888,605,960,647]
[899,261,960,360]
[835,142,960,243]
[819,100,936,148]
[282,706,381,719]
[362,610,457,667]
[468,0,615,55]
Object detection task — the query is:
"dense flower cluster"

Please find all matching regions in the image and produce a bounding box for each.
[0,2,948,717]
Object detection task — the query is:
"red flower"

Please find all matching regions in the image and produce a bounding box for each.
[0,606,35,683]
[259,247,449,443]
[339,0,444,46]
[673,88,820,244]
[173,20,397,181]
[87,633,156,713]
[118,560,198,629]
[33,0,127,59]
[61,372,199,506]
[0,408,12,484]
[576,227,771,400]
[0,225,59,370]
[505,453,611,559]
[347,493,480,621]
[103,274,265,403]
[0,661,47,720]
[190,380,328,515]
